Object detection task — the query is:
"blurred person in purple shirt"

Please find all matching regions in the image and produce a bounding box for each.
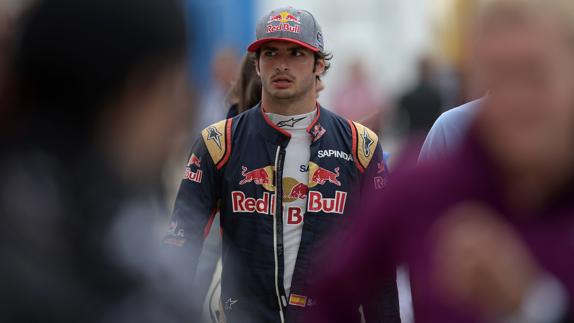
[310,0,574,322]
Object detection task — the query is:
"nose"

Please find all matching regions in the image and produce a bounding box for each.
[275,56,289,72]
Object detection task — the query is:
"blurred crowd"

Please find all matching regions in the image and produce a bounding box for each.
[1,0,573,322]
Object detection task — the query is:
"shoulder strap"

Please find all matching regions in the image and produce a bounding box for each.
[348,120,379,172]
[201,118,233,170]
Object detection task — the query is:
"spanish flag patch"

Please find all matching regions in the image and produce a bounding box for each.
[288,293,307,307]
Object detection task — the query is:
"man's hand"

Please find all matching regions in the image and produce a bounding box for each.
[429,202,540,319]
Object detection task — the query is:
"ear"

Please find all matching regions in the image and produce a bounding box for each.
[314,57,325,76]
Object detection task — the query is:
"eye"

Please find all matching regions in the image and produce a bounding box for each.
[292,50,304,57]
[263,50,276,57]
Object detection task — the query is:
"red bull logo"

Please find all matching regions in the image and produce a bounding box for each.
[288,182,308,199]
[267,11,301,24]
[266,23,301,34]
[184,167,203,183]
[266,11,302,34]
[187,154,201,168]
[311,166,341,186]
[239,166,271,185]
[307,191,347,214]
[232,191,276,215]
[184,153,203,183]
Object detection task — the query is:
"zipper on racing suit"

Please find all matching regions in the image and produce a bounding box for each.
[273,145,287,322]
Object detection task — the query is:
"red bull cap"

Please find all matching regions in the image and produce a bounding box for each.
[247,7,324,53]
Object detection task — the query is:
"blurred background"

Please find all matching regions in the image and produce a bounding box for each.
[0,0,490,322]
[181,0,485,166]
[0,0,487,188]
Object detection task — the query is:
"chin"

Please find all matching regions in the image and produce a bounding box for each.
[271,91,296,100]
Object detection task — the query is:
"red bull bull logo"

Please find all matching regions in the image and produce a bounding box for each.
[311,166,341,186]
[239,166,271,185]
[187,154,201,168]
[267,11,301,24]
[266,11,302,34]
[184,153,203,183]
[288,182,308,199]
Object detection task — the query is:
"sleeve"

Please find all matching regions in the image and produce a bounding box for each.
[162,118,231,269]
[418,112,450,163]
[162,135,220,278]
[158,119,232,320]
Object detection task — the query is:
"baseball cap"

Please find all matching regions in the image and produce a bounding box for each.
[247,7,324,53]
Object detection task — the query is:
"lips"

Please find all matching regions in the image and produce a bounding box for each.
[271,75,294,89]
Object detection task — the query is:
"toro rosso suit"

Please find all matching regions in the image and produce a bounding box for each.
[163,104,400,323]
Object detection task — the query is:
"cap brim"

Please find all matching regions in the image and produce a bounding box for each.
[247,38,320,53]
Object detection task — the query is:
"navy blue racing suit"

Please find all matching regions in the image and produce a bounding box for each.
[163,104,400,323]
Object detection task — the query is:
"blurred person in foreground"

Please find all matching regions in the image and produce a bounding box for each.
[418,98,482,161]
[310,0,574,322]
[333,59,386,133]
[0,0,191,322]
[163,6,399,323]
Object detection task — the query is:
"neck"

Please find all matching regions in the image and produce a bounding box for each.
[261,89,317,116]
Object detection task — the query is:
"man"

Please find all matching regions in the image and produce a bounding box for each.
[163,7,400,323]
[418,99,482,161]
[0,0,190,322]
[310,0,574,322]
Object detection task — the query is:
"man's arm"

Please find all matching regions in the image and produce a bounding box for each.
[159,133,222,317]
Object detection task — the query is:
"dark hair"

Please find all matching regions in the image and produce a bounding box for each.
[227,53,261,114]
[12,0,187,144]
[314,50,332,76]
[255,47,333,76]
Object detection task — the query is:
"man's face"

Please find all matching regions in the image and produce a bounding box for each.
[256,41,324,102]
[476,13,574,168]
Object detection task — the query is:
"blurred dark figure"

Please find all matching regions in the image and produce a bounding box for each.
[226,53,261,118]
[398,57,442,140]
[0,0,191,322]
[0,0,27,133]
[310,0,574,322]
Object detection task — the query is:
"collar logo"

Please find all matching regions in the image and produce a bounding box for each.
[311,123,326,142]
[277,116,306,128]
